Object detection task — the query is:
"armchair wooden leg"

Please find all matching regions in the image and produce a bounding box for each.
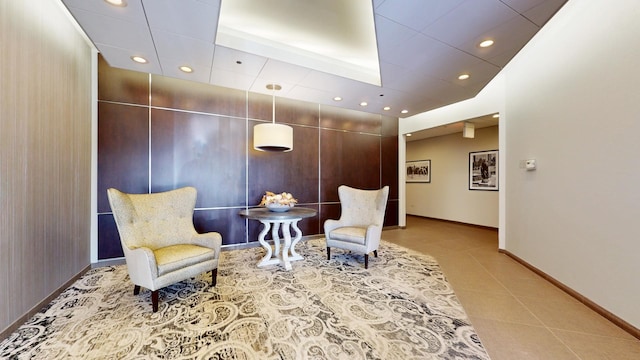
[374,250,378,258]
[151,290,159,312]
[365,254,369,269]
[327,247,331,260]
[133,285,141,295]
[211,268,218,287]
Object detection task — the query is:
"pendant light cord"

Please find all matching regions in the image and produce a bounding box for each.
[272,84,276,124]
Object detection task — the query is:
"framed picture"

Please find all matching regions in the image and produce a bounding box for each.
[406,160,431,183]
[469,150,498,190]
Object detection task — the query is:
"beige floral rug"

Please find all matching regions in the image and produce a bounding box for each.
[0,239,490,359]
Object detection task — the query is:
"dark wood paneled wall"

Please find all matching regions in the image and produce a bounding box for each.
[97,56,399,259]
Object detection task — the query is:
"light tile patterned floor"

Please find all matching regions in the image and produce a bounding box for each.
[383,216,640,360]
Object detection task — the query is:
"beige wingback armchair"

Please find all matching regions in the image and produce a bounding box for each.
[324,185,389,268]
[107,187,222,312]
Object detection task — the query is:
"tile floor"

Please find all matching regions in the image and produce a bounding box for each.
[382,216,640,360]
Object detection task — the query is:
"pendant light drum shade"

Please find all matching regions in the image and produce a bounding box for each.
[254,123,293,152]
[254,83,293,152]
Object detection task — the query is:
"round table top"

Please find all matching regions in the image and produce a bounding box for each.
[239,207,317,220]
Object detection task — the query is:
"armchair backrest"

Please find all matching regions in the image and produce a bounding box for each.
[337,185,389,227]
[107,187,198,250]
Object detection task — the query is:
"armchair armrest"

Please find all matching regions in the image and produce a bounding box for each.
[364,224,383,243]
[363,223,383,253]
[190,232,222,257]
[123,246,159,289]
[324,219,345,237]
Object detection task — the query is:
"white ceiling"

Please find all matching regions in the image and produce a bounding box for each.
[405,114,500,141]
[217,0,382,87]
[61,0,567,118]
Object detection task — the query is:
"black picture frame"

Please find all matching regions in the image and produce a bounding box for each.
[406,159,431,183]
[469,150,498,190]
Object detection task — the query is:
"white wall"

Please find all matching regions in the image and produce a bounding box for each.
[503,0,640,328]
[400,0,640,330]
[406,126,498,227]
[399,67,506,245]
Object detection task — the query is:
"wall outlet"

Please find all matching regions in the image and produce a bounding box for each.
[525,159,536,170]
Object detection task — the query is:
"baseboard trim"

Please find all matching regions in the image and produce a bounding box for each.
[0,265,91,341]
[407,214,498,231]
[220,234,325,252]
[92,257,126,268]
[500,249,640,340]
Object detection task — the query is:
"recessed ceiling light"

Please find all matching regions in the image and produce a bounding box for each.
[104,0,127,7]
[266,84,282,91]
[131,56,148,64]
[406,133,412,137]
[458,74,470,80]
[360,102,368,107]
[401,109,409,114]
[179,66,193,73]
[383,106,391,111]
[492,113,500,118]
[479,39,494,48]
[333,96,342,101]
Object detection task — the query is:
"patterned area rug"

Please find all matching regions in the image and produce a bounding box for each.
[0,239,490,359]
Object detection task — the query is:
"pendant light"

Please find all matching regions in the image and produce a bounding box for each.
[253,84,293,152]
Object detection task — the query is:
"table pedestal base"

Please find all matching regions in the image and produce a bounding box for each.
[257,219,303,270]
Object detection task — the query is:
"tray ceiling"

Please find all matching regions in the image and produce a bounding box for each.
[62,0,567,118]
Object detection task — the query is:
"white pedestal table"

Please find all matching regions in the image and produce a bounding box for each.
[239,207,317,270]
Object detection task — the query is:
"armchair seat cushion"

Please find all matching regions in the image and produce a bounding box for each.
[329,226,367,244]
[155,244,215,276]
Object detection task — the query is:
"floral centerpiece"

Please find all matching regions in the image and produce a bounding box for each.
[259,191,297,212]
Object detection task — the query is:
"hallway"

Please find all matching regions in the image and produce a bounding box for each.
[383,216,640,359]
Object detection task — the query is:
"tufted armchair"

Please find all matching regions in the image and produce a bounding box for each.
[324,185,389,268]
[107,187,222,312]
